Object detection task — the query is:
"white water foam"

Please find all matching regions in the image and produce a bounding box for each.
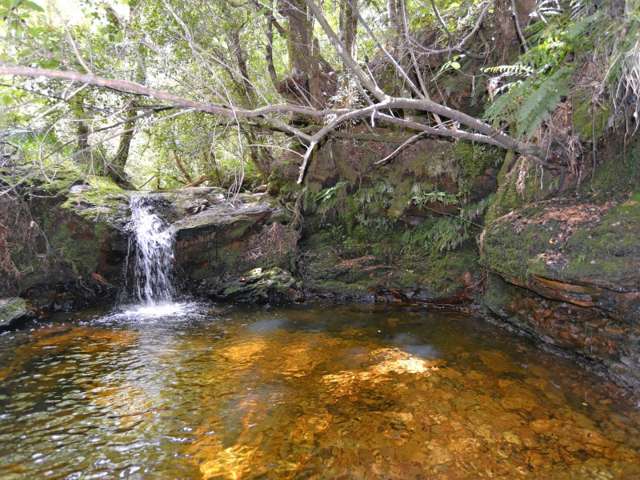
[108,301,200,322]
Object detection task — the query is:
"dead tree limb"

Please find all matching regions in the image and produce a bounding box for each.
[1,62,546,184]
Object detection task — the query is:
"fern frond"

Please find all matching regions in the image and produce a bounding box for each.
[482,64,534,77]
[515,66,573,138]
[484,79,529,127]
[409,185,459,208]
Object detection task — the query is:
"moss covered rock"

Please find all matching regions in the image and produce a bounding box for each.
[219,267,302,304]
[300,229,480,305]
[483,197,640,314]
[0,174,129,316]
[288,129,497,305]
[482,195,640,390]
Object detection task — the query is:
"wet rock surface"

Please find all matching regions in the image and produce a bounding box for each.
[283,130,497,306]
[165,188,299,302]
[0,178,128,317]
[217,267,303,304]
[299,233,479,305]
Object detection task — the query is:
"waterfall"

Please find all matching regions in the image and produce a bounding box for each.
[129,195,176,305]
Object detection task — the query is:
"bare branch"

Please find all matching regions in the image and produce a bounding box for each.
[375,132,428,165]
[1,63,546,186]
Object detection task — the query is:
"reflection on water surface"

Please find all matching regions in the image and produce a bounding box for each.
[1,304,639,479]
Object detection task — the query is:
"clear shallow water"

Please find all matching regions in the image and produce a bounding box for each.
[1,304,640,479]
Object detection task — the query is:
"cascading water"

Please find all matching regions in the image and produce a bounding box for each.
[128,195,176,306]
[113,195,197,319]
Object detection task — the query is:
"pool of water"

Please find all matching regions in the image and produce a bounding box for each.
[1,304,639,479]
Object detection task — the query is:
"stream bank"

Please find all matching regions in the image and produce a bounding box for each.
[2,136,640,394]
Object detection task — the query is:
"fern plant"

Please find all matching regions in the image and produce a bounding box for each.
[481,1,601,139]
[409,184,459,208]
[401,196,493,253]
[516,66,572,137]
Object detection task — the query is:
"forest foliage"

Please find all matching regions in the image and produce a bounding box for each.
[0,0,639,194]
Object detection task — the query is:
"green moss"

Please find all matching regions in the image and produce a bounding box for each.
[454,142,501,196]
[61,175,128,221]
[572,91,610,141]
[0,297,28,326]
[555,198,640,286]
[309,279,371,295]
[482,203,557,281]
[398,246,479,295]
[586,146,640,197]
[486,155,561,224]
[483,192,640,293]
[46,219,104,277]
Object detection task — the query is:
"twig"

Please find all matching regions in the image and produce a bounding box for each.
[375,132,428,165]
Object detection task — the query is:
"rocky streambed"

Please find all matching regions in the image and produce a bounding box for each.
[1,305,640,479]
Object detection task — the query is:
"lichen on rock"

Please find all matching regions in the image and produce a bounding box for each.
[219,267,303,304]
[0,297,29,330]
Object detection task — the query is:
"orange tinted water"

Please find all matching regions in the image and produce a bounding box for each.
[0,304,639,479]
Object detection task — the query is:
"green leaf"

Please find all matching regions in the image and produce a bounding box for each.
[19,0,44,12]
[515,67,573,138]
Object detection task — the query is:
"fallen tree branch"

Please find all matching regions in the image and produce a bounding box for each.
[1,62,546,185]
[0,65,331,119]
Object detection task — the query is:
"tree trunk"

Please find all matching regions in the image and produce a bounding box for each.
[227,28,258,106]
[278,0,330,108]
[110,102,137,180]
[108,51,146,186]
[69,93,102,174]
[339,0,358,69]
[387,0,403,55]
[265,10,280,90]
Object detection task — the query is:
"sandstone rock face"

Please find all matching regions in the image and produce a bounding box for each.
[277,129,500,306]
[0,180,129,315]
[1,184,302,312]
[482,196,640,389]
[167,188,300,302]
[299,232,480,304]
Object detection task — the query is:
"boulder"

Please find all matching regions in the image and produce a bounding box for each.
[0,175,129,315]
[217,267,303,304]
[167,188,299,302]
